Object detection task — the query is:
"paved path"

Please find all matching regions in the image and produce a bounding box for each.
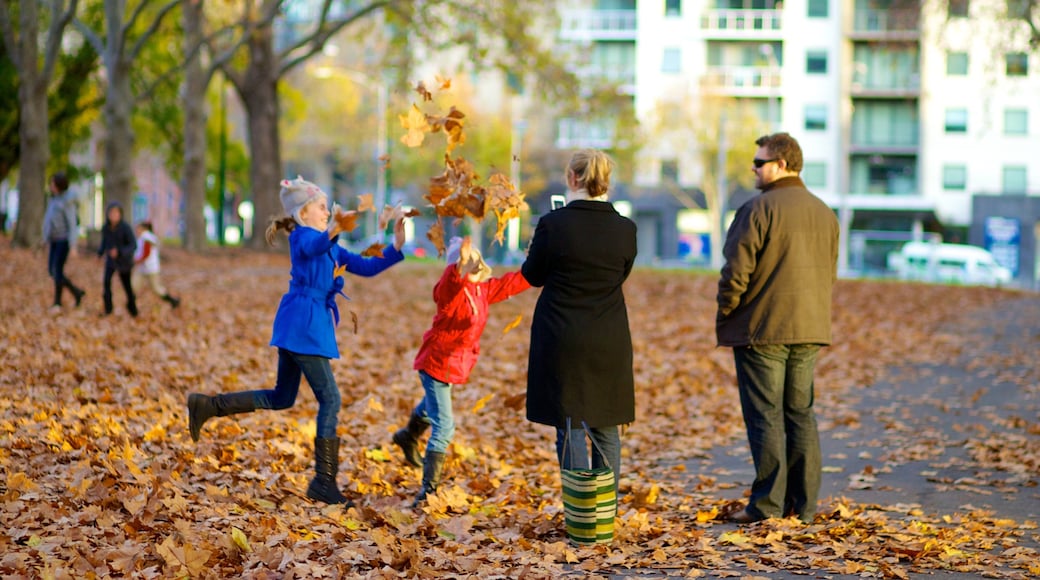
[663,293,1040,579]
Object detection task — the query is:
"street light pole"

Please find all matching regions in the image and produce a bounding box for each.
[217,73,227,245]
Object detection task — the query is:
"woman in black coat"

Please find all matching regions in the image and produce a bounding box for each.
[521,149,637,484]
[97,201,138,317]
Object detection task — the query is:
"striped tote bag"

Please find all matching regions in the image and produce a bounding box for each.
[560,419,617,545]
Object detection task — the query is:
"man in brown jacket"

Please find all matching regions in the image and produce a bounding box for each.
[717,132,839,524]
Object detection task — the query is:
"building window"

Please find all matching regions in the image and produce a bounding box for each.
[946,52,968,75]
[945,108,968,133]
[808,0,829,18]
[806,50,828,74]
[805,105,827,130]
[948,0,969,16]
[803,162,826,187]
[943,164,967,190]
[1005,109,1028,135]
[1006,53,1028,76]
[661,159,679,182]
[665,0,681,17]
[1002,166,1027,193]
[662,47,681,74]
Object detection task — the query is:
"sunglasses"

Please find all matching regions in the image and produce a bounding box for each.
[753,158,779,168]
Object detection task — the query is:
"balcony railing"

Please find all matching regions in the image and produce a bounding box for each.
[850,73,920,95]
[575,65,637,88]
[556,118,614,150]
[703,65,781,95]
[850,8,919,37]
[849,130,919,150]
[560,9,637,41]
[701,9,782,36]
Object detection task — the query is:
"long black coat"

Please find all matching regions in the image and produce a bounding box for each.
[98,220,137,273]
[521,200,637,428]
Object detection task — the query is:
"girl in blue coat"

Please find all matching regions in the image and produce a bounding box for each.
[187,176,406,505]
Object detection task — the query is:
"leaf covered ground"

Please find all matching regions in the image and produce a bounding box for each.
[1,244,1037,579]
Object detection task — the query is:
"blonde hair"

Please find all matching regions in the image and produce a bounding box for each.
[568,149,614,198]
[264,216,296,246]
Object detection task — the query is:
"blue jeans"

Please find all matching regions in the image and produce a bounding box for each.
[47,239,76,305]
[251,348,341,439]
[555,421,622,491]
[733,343,822,521]
[413,371,455,454]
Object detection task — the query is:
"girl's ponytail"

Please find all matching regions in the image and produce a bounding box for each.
[265,216,296,246]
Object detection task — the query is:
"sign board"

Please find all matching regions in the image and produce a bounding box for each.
[983,216,1020,277]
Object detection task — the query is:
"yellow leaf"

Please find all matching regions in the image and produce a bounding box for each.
[231,526,252,553]
[341,518,362,530]
[365,448,391,462]
[27,534,43,547]
[255,498,277,510]
[367,397,384,413]
[719,531,752,546]
[646,483,660,505]
[696,507,719,523]
[333,264,347,279]
[399,103,431,148]
[471,393,494,413]
[502,314,523,335]
[143,423,166,442]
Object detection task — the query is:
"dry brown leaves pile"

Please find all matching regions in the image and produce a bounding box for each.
[1,245,1037,579]
[399,78,529,253]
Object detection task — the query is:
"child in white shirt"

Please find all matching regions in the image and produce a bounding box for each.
[133,221,181,309]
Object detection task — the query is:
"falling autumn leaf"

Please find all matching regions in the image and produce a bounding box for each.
[357,193,375,213]
[435,75,451,90]
[471,393,494,413]
[333,209,359,233]
[502,314,523,335]
[427,219,446,256]
[378,153,391,170]
[414,80,433,102]
[399,103,431,148]
[361,243,386,258]
[333,264,347,279]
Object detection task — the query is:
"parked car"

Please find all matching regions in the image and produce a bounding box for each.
[887,241,1013,287]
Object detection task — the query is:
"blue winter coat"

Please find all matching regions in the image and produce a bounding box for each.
[270,226,403,358]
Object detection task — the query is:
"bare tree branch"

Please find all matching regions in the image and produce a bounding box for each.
[73,18,105,56]
[123,0,161,44]
[128,0,182,61]
[42,0,79,81]
[278,0,393,76]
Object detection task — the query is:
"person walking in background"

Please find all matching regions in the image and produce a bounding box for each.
[187,176,407,505]
[97,201,137,318]
[716,132,839,524]
[521,149,637,491]
[133,221,181,310]
[41,172,85,312]
[393,236,530,507]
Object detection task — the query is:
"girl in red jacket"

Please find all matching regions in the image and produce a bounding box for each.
[393,236,530,506]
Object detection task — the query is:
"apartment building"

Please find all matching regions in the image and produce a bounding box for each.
[556,0,1039,280]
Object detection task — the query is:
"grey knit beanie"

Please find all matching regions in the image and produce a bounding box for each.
[279,176,327,223]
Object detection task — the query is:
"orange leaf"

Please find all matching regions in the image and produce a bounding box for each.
[334,210,359,233]
[357,194,374,212]
[399,104,431,148]
[415,80,433,102]
[502,314,523,335]
[427,219,446,257]
[333,264,347,279]
[435,75,452,90]
[361,243,386,258]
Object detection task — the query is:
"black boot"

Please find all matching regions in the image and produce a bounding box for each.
[187,392,256,442]
[306,437,351,505]
[392,409,428,467]
[163,294,181,309]
[413,451,446,507]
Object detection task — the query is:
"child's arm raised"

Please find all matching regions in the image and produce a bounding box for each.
[486,270,531,304]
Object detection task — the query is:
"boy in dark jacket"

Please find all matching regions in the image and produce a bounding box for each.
[97,201,138,317]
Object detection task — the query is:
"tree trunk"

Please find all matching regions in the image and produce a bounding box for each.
[11,1,47,248]
[181,0,207,251]
[102,55,135,214]
[238,24,281,249]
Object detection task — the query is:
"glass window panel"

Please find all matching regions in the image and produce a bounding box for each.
[852,45,920,89]
[946,52,968,75]
[662,47,681,73]
[945,108,968,133]
[1006,53,1028,76]
[1003,166,1027,193]
[1004,109,1028,135]
[808,0,829,17]
[803,162,826,187]
[805,104,827,130]
[851,101,919,146]
[806,50,828,74]
[943,164,967,190]
[666,0,682,16]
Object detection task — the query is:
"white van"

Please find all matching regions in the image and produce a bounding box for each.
[888,242,1013,287]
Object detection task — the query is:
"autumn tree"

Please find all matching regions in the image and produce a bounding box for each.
[213,0,576,249]
[0,0,78,248]
[644,91,761,268]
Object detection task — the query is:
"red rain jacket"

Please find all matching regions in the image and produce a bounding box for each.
[413,264,530,384]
